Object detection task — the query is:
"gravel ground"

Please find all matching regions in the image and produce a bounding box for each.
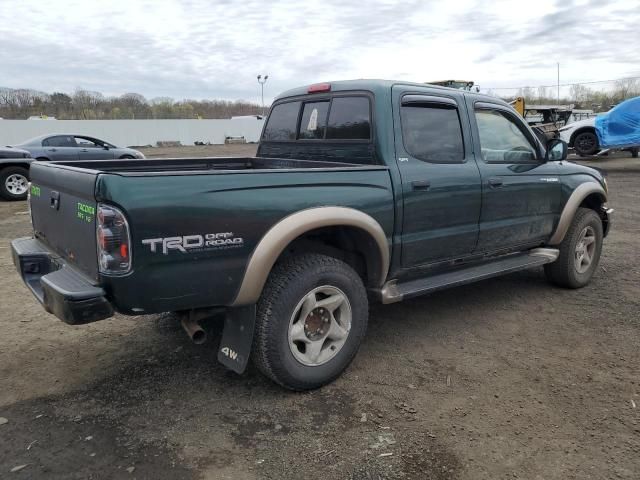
[0,146,638,479]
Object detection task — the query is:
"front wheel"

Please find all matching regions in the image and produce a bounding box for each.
[573,131,600,156]
[252,253,368,390]
[545,207,603,288]
[0,166,30,201]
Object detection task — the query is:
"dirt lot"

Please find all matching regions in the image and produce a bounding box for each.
[0,145,638,479]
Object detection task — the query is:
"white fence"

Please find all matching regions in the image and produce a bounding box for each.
[0,119,265,147]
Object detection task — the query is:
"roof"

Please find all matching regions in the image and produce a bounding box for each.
[274,79,506,106]
[17,133,100,146]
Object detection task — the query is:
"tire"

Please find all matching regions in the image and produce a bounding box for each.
[119,155,135,159]
[544,207,603,288]
[573,131,599,156]
[252,253,368,391]
[0,166,30,201]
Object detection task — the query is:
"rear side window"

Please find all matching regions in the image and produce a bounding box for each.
[43,135,76,147]
[299,101,329,139]
[401,104,464,163]
[262,101,300,141]
[326,97,371,139]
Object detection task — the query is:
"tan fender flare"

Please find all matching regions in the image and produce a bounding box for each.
[231,207,390,306]
[548,182,606,245]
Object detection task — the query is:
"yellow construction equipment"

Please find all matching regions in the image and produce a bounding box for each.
[428,80,476,91]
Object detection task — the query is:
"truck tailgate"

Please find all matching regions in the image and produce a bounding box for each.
[29,162,99,280]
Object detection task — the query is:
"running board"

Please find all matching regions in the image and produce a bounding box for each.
[379,248,559,304]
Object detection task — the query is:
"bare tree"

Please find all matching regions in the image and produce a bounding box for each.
[0,87,262,119]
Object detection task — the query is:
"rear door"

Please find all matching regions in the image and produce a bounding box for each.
[42,135,79,160]
[392,85,482,267]
[467,99,561,252]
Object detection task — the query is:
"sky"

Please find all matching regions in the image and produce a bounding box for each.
[0,0,639,103]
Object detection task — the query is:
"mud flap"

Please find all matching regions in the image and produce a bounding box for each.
[217,304,256,374]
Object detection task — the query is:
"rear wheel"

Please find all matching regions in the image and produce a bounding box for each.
[545,207,603,288]
[573,131,599,156]
[252,253,368,390]
[0,166,29,201]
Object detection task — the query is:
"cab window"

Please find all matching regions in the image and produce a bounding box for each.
[326,97,371,140]
[262,101,300,141]
[262,95,372,142]
[475,109,538,163]
[401,104,465,163]
[298,101,329,139]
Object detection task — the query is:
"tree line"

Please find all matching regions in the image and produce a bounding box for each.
[494,78,640,111]
[0,88,264,120]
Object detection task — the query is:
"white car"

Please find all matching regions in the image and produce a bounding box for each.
[558,118,600,156]
[559,115,640,158]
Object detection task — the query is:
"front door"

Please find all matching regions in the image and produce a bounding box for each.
[75,136,114,160]
[393,86,482,268]
[467,100,561,252]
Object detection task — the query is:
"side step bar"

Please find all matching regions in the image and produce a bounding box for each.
[379,248,559,304]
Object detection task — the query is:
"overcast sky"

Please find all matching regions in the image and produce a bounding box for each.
[1,0,638,102]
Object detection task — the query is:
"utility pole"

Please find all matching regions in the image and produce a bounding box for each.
[257,75,269,117]
[557,63,560,105]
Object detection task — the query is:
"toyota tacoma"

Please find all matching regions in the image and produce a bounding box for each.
[12,80,612,390]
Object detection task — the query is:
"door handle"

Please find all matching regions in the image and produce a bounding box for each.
[47,148,57,152]
[411,180,431,191]
[80,149,89,152]
[488,177,503,188]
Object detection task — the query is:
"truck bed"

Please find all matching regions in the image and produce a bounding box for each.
[27,157,394,313]
[46,156,375,174]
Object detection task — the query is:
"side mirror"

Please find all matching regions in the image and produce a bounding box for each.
[103,144,110,150]
[545,138,567,162]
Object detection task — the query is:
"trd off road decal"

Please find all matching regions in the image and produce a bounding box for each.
[141,232,244,255]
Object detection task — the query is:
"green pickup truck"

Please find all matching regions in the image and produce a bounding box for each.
[12,80,612,390]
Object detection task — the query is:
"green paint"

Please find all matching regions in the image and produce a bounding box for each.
[30,185,41,197]
[77,202,95,223]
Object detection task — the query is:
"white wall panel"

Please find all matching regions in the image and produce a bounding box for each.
[0,119,265,146]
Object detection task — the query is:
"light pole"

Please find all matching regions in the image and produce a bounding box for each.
[257,74,268,117]
[557,63,560,106]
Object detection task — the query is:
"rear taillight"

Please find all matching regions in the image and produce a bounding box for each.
[27,182,32,220]
[97,204,131,275]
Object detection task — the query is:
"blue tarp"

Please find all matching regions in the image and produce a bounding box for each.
[595,96,640,148]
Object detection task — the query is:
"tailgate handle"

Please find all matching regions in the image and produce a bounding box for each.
[50,191,60,210]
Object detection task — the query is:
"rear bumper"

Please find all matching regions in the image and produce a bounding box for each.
[11,237,113,325]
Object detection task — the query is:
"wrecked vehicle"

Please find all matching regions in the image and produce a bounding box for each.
[559,96,640,157]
